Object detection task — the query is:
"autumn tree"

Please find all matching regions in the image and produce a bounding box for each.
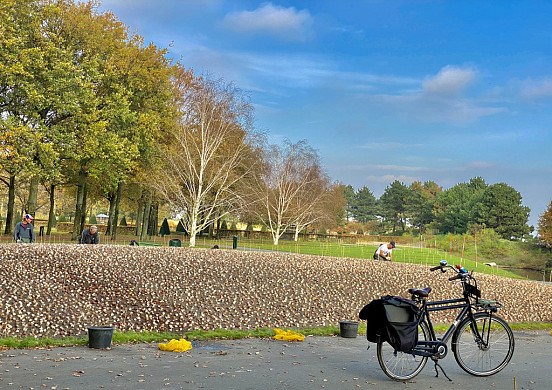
[289,160,332,241]
[312,181,347,233]
[0,0,46,233]
[251,139,328,245]
[154,70,261,247]
[538,200,552,246]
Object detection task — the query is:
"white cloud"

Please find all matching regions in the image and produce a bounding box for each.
[519,77,552,100]
[366,65,505,123]
[222,3,313,40]
[422,65,477,97]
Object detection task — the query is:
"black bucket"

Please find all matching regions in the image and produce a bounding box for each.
[339,321,359,338]
[88,326,115,349]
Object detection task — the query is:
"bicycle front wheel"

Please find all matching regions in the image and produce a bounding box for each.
[377,320,429,381]
[452,312,514,376]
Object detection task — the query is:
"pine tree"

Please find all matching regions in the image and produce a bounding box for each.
[176,219,186,233]
[159,218,171,236]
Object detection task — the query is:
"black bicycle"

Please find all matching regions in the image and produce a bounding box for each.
[377,260,515,381]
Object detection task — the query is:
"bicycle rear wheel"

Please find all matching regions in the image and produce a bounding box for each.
[377,320,429,381]
[452,312,514,376]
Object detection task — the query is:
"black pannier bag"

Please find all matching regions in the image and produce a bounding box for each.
[359,295,420,352]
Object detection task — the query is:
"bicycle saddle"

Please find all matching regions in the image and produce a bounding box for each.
[408,286,432,297]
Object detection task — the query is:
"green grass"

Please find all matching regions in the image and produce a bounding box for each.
[2,322,549,349]
[195,237,521,279]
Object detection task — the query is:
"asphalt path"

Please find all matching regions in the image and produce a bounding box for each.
[1,330,550,390]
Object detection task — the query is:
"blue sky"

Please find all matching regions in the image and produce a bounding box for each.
[96,0,552,230]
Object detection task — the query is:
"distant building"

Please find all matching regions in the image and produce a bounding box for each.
[96,214,109,225]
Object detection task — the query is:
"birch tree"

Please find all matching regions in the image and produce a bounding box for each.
[254,139,327,245]
[290,165,331,241]
[154,70,261,247]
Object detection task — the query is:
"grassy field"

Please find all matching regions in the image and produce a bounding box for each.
[195,237,520,278]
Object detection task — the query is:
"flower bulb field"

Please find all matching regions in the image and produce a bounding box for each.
[1,244,551,338]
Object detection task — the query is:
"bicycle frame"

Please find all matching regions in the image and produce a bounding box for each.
[412,296,485,358]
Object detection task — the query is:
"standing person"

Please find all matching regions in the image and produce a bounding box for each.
[80,225,99,244]
[373,241,395,261]
[14,214,36,243]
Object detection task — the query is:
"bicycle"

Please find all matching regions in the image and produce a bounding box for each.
[376,260,515,381]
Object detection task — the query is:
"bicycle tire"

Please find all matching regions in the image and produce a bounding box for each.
[452,312,514,376]
[377,320,430,381]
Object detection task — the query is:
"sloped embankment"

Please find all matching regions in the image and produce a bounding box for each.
[1,244,550,337]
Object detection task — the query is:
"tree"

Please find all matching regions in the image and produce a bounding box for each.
[352,186,377,223]
[252,139,327,245]
[154,71,261,247]
[49,1,176,241]
[290,164,332,241]
[475,183,531,239]
[0,0,48,233]
[304,181,346,235]
[342,184,355,221]
[159,217,170,236]
[176,219,186,233]
[434,177,487,234]
[538,200,552,246]
[378,180,410,232]
[407,181,441,233]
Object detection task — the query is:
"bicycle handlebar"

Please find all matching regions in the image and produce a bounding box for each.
[430,261,473,282]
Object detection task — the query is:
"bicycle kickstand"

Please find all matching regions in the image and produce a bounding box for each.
[432,358,452,381]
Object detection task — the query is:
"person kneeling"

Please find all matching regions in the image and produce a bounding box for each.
[373,241,395,261]
[81,225,99,244]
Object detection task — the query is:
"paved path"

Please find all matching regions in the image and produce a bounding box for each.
[1,330,550,390]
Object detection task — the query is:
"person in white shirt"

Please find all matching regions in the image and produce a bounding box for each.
[373,241,395,261]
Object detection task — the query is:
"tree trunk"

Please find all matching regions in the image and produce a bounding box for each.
[27,176,39,216]
[72,171,86,240]
[105,191,116,236]
[189,209,198,247]
[4,172,16,235]
[111,181,123,240]
[135,191,144,236]
[294,225,300,242]
[140,190,151,241]
[46,184,56,235]
[209,222,214,238]
[80,181,88,233]
[272,227,280,245]
[148,202,158,237]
